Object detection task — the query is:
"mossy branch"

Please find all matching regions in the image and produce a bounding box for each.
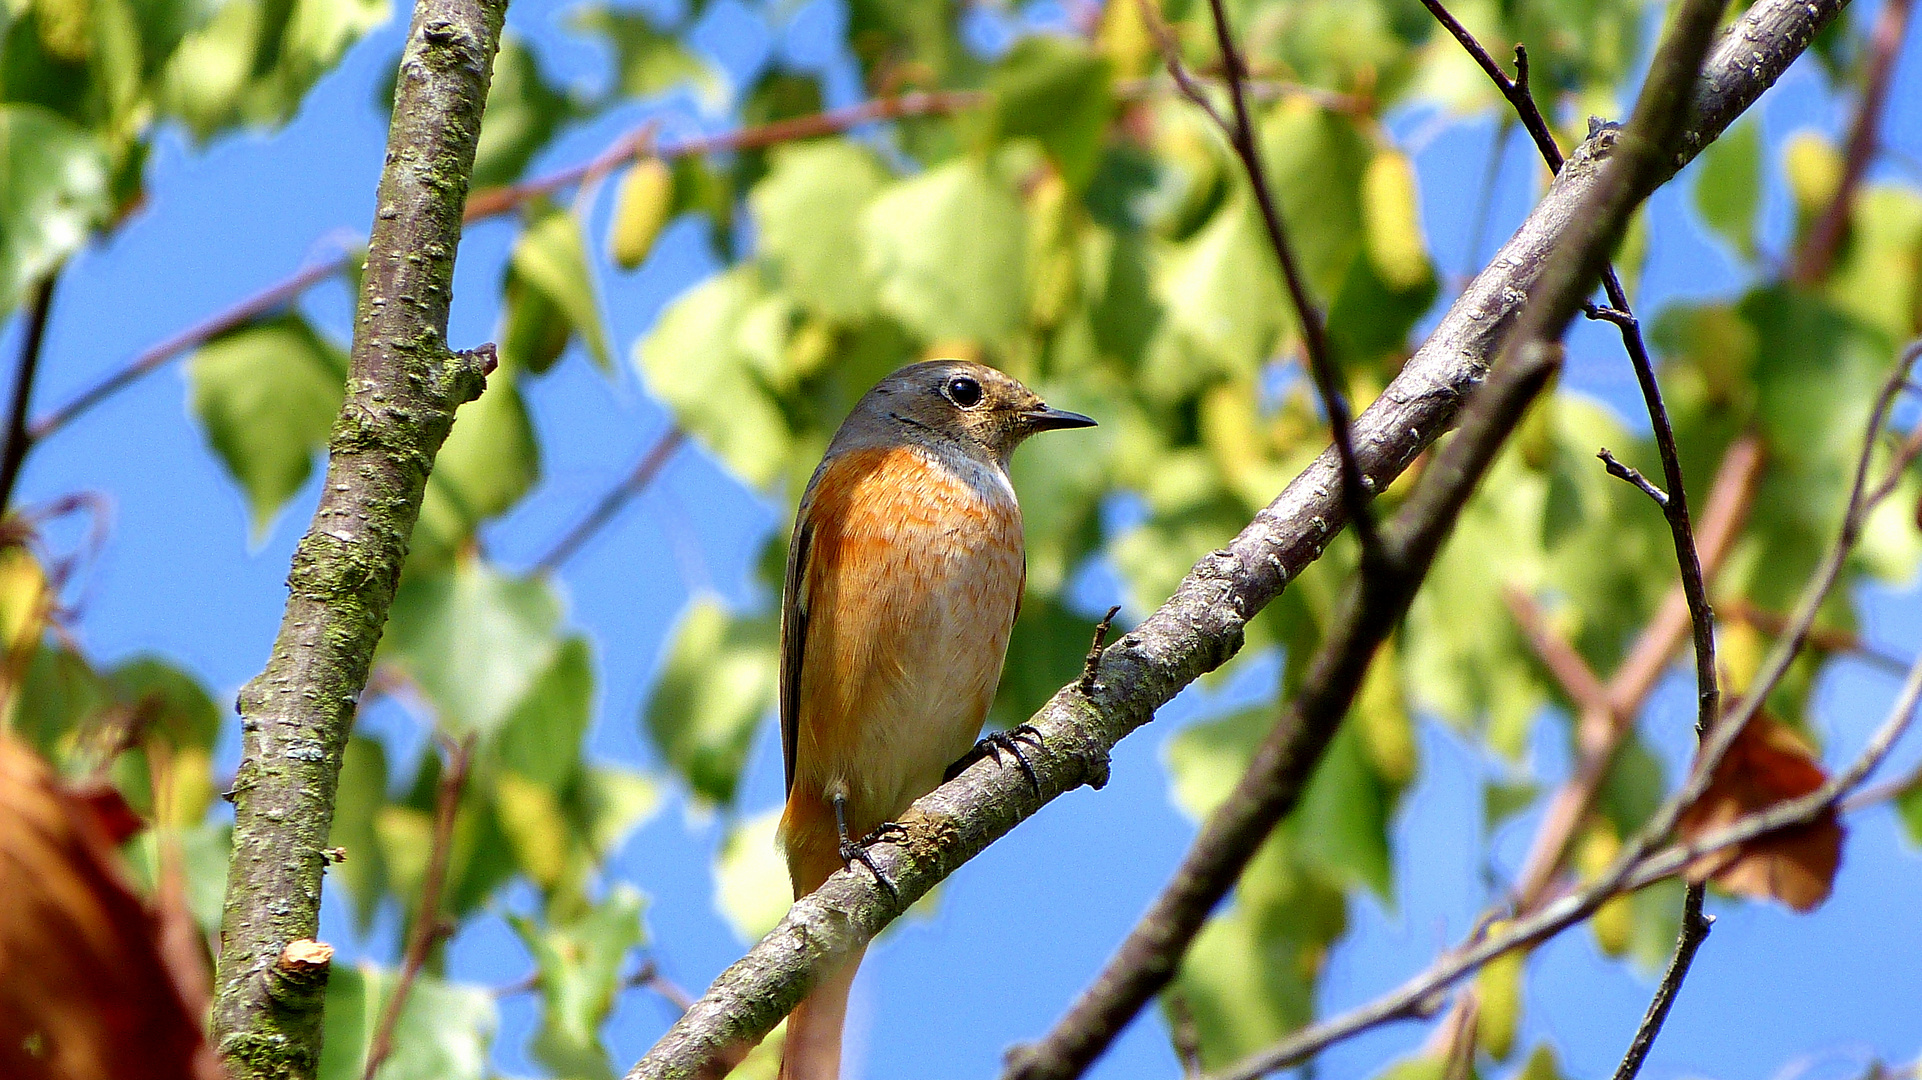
[208,0,508,1076]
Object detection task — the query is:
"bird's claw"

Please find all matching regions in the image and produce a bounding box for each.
[945,724,1043,793]
[839,834,901,902]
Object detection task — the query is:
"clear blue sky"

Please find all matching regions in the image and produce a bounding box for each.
[6,0,1922,1077]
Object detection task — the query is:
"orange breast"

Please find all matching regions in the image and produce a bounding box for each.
[786,443,1025,844]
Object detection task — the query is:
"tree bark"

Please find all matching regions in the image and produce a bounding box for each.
[623,0,1847,1076]
[208,0,507,1075]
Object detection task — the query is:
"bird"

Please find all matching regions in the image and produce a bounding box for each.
[776,359,1096,1080]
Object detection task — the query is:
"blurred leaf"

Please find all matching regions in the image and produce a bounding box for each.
[570,5,724,110]
[863,158,1027,349]
[1361,149,1430,291]
[751,141,888,320]
[1692,115,1762,258]
[510,885,646,1079]
[1371,1054,1450,1080]
[570,765,660,861]
[383,559,564,739]
[981,36,1114,190]
[495,772,570,891]
[1483,776,1539,833]
[1169,904,1314,1070]
[0,104,109,314]
[1596,732,1665,836]
[330,735,390,933]
[714,806,789,942]
[1515,1043,1569,1080]
[494,637,593,790]
[122,819,232,933]
[1296,721,1398,900]
[317,965,496,1080]
[187,313,347,537]
[1825,186,1922,342]
[1475,937,1524,1061]
[163,0,389,137]
[508,207,611,371]
[1783,130,1841,220]
[104,656,218,751]
[0,544,47,663]
[1257,99,1369,298]
[636,266,792,488]
[643,598,776,806]
[412,366,541,567]
[1577,819,1633,957]
[609,156,674,271]
[1677,713,1840,912]
[1156,195,1284,386]
[8,644,107,763]
[471,36,576,189]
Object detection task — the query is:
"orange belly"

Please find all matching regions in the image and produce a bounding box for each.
[780,443,1024,890]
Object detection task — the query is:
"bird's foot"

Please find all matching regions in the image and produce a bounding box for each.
[838,831,901,902]
[944,724,1043,793]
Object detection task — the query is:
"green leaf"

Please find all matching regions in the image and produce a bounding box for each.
[494,636,594,789]
[570,5,724,110]
[1825,185,1922,342]
[105,656,220,750]
[471,36,577,189]
[382,559,564,739]
[330,735,391,933]
[1691,114,1762,258]
[1155,195,1284,384]
[1257,99,1370,298]
[1483,776,1540,832]
[122,820,232,932]
[1360,149,1431,292]
[510,885,647,1080]
[318,966,496,1080]
[0,104,110,314]
[1514,1043,1570,1080]
[411,366,541,568]
[750,141,889,320]
[1168,904,1314,1070]
[8,642,107,764]
[569,765,660,862]
[635,266,792,489]
[981,36,1114,190]
[714,807,790,942]
[642,597,777,806]
[162,0,389,137]
[1476,942,1525,1060]
[1295,721,1397,900]
[187,313,347,537]
[1897,778,1922,846]
[863,158,1028,349]
[508,208,611,371]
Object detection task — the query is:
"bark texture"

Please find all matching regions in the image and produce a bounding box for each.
[208,0,507,1076]
[623,1,1845,1076]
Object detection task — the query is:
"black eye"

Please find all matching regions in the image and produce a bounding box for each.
[945,375,983,408]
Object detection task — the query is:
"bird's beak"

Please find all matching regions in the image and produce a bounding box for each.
[1023,406,1097,432]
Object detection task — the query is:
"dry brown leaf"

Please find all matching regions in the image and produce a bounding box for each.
[1676,713,1843,912]
[0,737,222,1080]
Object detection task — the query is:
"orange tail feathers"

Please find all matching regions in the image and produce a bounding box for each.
[778,794,865,1080]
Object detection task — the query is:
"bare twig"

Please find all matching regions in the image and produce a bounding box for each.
[1722,599,1914,677]
[33,92,982,444]
[1166,993,1205,1079]
[0,274,58,511]
[1419,2,1564,172]
[1080,606,1123,694]
[534,427,686,572]
[1609,886,1712,1080]
[362,735,476,1080]
[621,4,1850,1075]
[1790,0,1914,284]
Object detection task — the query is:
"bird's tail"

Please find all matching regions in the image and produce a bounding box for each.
[777,794,867,1080]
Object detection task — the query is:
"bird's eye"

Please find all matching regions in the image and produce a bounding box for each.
[945,375,984,408]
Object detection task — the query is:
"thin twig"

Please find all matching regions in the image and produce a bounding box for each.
[1609,885,1712,1080]
[1080,606,1122,695]
[1206,645,1922,1080]
[1165,993,1205,1079]
[0,274,58,511]
[33,93,983,444]
[1419,2,1564,172]
[1722,598,1915,678]
[1201,0,1381,564]
[1463,115,1515,280]
[1598,447,1671,506]
[363,734,477,1080]
[534,427,687,572]
[1790,0,1914,285]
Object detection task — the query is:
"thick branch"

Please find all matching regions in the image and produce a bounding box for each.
[622,3,1846,1077]
[208,0,508,1076]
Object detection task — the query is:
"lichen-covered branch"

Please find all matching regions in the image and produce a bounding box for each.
[620,3,1844,1078]
[208,0,507,1076]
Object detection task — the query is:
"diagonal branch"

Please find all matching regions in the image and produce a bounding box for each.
[0,273,57,512]
[208,0,510,1075]
[619,3,1848,1076]
[534,426,686,572]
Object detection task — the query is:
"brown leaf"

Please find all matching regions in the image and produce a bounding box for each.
[1677,713,1843,912]
[0,737,222,1080]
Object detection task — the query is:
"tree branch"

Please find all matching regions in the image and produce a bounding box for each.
[362,735,476,1080]
[1609,885,1712,1080]
[0,273,58,511]
[208,0,509,1075]
[620,3,1847,1076]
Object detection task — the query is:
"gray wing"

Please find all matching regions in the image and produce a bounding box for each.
[779,495,814,798]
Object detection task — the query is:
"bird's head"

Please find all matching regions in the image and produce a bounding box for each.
[843,359,1095,465]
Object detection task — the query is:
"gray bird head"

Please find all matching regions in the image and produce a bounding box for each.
[833,359,1095,465]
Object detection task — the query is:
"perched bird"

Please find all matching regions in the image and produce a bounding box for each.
[777,360,1095,1080]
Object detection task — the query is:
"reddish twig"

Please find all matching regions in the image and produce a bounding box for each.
[362,734,477,1080]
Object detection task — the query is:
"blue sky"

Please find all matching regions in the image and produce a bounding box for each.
[5,0,1922,1077]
